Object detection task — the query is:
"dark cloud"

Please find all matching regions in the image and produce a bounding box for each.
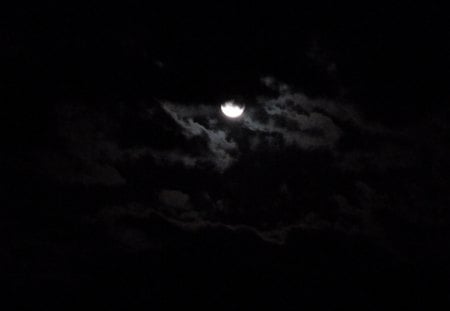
[32,77,443,247]
[158,189,191,209]
[27,76,448,254]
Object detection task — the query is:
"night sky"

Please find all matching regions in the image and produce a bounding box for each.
[3,4,450,309]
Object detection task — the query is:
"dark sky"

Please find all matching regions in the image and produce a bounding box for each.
[3,3,450,309]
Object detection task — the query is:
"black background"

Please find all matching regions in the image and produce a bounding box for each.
[2,3,450,309]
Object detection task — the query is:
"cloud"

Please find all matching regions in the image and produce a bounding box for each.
[53,86,365,177]
[159,189,191,209]
[150,150,198,168]
[97,202,285,247]
[46,79,443,249]
[157,79,363,171]
[241,77,391,152]
[161,102,238,171]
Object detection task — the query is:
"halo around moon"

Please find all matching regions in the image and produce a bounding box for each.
[221,101,245,118]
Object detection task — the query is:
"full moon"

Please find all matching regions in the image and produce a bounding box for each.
[221,101,245,118]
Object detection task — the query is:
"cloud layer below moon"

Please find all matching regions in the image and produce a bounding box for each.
[26,75,450,250]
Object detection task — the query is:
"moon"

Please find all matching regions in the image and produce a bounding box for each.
[221,101,245,118]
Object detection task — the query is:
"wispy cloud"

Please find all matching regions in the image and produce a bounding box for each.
[161,102,238,171]
[158,78,368,171]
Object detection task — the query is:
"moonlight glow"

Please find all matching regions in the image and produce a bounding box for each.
[221,101,245,118]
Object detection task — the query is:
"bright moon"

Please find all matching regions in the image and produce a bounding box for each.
[221,101,245,118]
